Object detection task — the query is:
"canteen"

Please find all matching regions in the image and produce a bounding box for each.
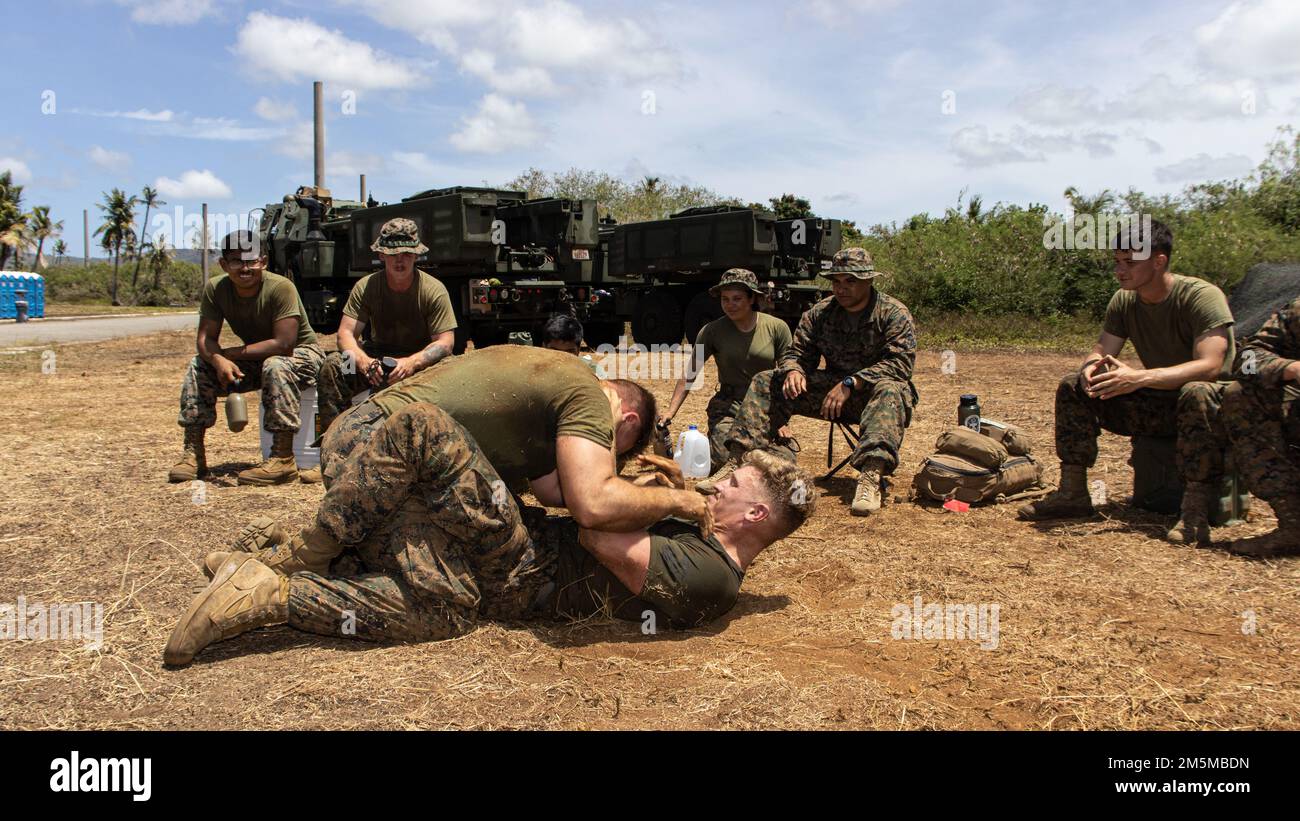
[674,425,711,479]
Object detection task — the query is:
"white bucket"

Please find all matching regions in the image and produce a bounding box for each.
[260,386,321,468]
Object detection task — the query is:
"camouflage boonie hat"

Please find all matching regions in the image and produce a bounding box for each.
[371,218,428,255]
[709,268,763,296]
[825,247,886,279]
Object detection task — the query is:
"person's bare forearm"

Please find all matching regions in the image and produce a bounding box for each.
[337,324,365,359]
[220,338,292,361]
[664,378,689,420]
[417,340,452,370]
[1133,358,1221,391]
[572,478,695,532]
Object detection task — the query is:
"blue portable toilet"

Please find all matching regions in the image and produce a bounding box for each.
[0,272,45,319]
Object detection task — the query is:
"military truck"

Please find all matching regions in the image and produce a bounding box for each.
[256,184,843,352]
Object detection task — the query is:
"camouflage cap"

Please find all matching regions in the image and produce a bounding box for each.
[370,218,428,256]
[826,247,886,279]
[708,268,763,296]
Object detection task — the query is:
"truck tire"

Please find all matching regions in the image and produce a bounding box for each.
[631,291,684,346]
[583,321,626,349]
[683,290,721,344]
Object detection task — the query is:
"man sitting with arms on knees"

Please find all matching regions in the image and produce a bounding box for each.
[169,229,323,486]
[308,218,457,481]
[1018,219,1234,546]
[162,404,813,663]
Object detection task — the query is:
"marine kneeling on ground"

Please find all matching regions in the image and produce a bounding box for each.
[168,230,324,486]
[1018,219,1234,546]
[304,218,457,481]
[162,378,814,664]
[1221,295,1300,557]
[699,248,918,517]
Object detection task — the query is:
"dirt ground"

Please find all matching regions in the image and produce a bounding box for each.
[1,329,1296,730]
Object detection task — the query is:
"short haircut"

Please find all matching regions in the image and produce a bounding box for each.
[541,313,584,345]
[1113,217,1173,263]
[741,450,816,540]
[607,378,656,456]
[221,230,263,259]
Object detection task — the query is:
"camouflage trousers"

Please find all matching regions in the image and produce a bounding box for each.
[177,344,324,432]
[317,399,387,487]
[1221,380,1300,503]
[286,403,555,643]
[704,387,743,472]
[724,369,914,473]
[315,351,380,428]
[1053,372,1226,482]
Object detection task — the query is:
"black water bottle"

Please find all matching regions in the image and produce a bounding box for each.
[958,394,981,431]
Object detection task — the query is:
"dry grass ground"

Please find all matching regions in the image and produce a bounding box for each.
[0,329,1296,730]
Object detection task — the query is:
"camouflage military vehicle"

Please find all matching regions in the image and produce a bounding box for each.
[256,184,842,352]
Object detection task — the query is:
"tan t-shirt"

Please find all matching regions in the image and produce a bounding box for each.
[695,312,792,394]
[199,271,316,348]
[370,346,614,492]
[342,269,457,358]
[1102,274,1235,378]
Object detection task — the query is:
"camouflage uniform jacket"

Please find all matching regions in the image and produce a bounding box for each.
[1237,297,1300,388]
[779,291,919,403]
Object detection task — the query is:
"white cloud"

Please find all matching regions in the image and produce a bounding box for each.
[1013,77,1264,125]
[950,126,1042,167]
[78,107,175,121]
[232,12,424,90]
[88,145,130,170]
[354,0,682,93]
[799,0,903,24]
[1195,0,1300,80]
[459,50,558,97]
[117,0,217,26]
[0,157,32,183]
[155,169,233,199]
[449,94,544,153]
[1154,153,1255,184]
[253,97,297,122]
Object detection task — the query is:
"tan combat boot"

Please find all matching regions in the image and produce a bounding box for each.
[297,414,336,484]
[851,461,884,517]
[696,456,740,494]
[1229,496,1300,558]
[1166,481,1213,546]
[237,431,298,486]
[167,427,208,483]
[206,523,340,580]
[1017,464,1095,521]
[163,554,289,666]
[202,517,290,580]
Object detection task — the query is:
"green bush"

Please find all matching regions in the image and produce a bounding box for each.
[41,260,205,305]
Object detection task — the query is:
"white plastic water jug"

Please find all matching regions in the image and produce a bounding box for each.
[674,425,711,479]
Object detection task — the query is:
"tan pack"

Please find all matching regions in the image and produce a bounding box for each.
[979,419,1032,456]
[912,423,1045,505]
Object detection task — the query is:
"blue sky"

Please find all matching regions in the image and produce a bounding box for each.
[2,0,1297,257]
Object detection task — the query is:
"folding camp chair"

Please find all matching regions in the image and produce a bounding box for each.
[825,419,861,479]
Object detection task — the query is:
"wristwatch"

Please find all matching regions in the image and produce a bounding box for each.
[841,376,856,391]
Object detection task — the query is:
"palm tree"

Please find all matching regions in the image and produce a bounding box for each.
[53,239,67,263]
[1063,186,1115,215]
[94,188,139,305]
[0,171,31,271]
[131,186,164,288]
[29,206,61,269]
[147,232,173,291]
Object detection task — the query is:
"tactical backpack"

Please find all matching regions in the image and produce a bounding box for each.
[911,422,1047,505]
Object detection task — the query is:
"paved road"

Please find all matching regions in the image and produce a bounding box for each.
[0,313,198,348]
